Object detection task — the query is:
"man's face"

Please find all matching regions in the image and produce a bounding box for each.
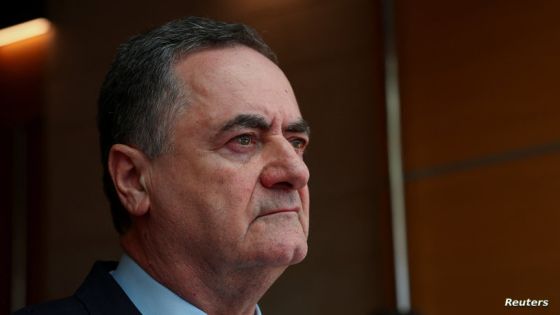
[146,46,310,271]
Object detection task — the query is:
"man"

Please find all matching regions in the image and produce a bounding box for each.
[15,16,310,315]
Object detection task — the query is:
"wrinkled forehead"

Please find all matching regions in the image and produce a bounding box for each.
[172,45,303,128]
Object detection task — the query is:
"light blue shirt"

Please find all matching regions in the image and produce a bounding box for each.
[111,254,262,315]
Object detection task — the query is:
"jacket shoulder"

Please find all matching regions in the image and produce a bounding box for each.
[14,261,140,315]
[12,296,87,315]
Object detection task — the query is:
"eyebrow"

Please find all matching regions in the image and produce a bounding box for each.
[285,118,311,136]
[220,114,269,132]
[220,114,311,136]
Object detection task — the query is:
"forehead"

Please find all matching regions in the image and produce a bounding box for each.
[173,45,302,128]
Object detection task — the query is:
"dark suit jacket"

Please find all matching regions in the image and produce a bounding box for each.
[13,261,141,315]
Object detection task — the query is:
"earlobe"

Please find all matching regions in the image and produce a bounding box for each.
[108,144,151,217]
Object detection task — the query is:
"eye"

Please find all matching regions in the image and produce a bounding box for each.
[226,133,258,153]
[290,138,308,150]
[235,134,254,146]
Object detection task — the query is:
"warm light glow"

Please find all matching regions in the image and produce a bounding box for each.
[0,18,51,47]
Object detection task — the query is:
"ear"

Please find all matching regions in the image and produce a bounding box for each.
[108,144,151,217]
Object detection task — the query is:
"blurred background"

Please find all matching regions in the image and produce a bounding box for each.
[1,0,560,314]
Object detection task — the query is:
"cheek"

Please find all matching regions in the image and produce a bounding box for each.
[156,155,263,228]
[299,187,310,235]
[205,165,260,213]
[299,187,310,213]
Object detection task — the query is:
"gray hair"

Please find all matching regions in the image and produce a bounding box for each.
[97,16,278,234]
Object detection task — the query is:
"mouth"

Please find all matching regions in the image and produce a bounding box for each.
[257,208,299,219]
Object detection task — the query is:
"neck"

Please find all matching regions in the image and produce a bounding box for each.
[121,228,286,315]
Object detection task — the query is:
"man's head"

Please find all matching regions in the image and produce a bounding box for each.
[98,17,310,271]
[98,16,278,234]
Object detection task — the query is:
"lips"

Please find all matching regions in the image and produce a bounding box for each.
[257,208,299,218]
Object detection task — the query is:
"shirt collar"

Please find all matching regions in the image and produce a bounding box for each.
[111,254,262,315]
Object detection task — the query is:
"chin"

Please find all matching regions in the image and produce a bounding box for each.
[288,243,308,265]
[256,238,308,267]
[243,217,309,267]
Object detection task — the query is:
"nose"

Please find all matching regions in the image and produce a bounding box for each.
[260,138,310,190]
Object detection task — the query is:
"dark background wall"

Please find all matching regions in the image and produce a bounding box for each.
[1,31,50,313]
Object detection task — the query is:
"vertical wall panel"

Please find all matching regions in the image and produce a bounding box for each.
[0,34,50,310]
[399,1,560,314]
